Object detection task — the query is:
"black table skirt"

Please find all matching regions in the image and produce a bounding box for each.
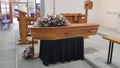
[39,37,84,66]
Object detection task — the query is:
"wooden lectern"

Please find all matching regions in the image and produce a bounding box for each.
[15,9,28,44]
[15,9,36,44]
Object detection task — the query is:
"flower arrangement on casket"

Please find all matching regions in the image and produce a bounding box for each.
[34,14,70,27]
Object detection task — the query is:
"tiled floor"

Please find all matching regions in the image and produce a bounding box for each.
[0,19,120,68]
[0,22,17,68]
[84,26,120,68]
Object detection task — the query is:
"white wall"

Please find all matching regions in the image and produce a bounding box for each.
[45,0,53,15]
[88,0,97,23]
[41,0,45,17]
[55,0,84,13]
[44,0,120,29]
[44,0,97,23]
[96,0,120,28]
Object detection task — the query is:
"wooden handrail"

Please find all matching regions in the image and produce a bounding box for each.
[103,36,120,44]
[103,36,120,64]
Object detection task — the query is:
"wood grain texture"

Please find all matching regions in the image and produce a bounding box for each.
[15,9,36,44]
[29,23,99,40]
[61,13,86,24]
[103,36,120,44]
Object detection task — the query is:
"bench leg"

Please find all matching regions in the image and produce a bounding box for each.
[107,41,114,64]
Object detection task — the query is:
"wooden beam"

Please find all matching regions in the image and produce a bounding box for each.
[9,0,13,23]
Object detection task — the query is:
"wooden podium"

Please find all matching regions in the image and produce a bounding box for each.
[15,9,36,44]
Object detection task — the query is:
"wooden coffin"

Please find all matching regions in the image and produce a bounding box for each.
[29,23,99,40]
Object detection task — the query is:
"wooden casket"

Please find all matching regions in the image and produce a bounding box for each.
[29,23,99,40]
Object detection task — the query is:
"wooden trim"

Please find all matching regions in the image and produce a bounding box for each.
[9,0,13,23]
[29,24,99,40]
[103,36,120,44]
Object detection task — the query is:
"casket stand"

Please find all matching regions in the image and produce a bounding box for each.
[29,23,99,66]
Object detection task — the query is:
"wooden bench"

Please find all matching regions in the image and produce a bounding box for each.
[103,36,120,64]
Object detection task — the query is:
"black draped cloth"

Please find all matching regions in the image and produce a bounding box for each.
[39,37,84,66]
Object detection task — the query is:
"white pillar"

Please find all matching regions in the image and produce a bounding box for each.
[40,0,45,17]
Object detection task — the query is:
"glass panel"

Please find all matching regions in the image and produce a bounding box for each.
[1,0,8,3]
[36,3,40,12]
[12,0,19,2]
[1,0,5,3]
[28,0,35,16]
[1,9,7,14]
[14,5,19,9]
[18,4,27,12]
[28,9,36,16]
[6,4,9,8]
[5,0,9,3]
[20,0,27,2]
[1,3,6,8]
[6,9,10,14]
[28,0,35,9]
[36,0,40,3]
